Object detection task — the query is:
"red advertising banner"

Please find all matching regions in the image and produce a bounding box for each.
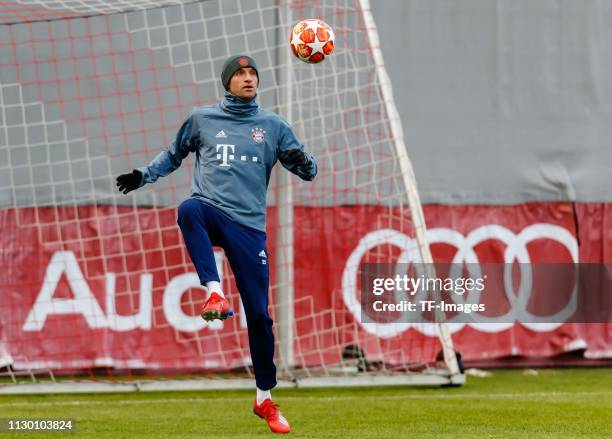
[1,202,610,371]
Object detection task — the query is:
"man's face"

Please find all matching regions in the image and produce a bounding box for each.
[228,67,258,99]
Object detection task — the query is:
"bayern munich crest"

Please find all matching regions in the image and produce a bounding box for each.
[251,127,266,143]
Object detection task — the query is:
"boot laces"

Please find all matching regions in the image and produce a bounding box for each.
[259,400,280,419]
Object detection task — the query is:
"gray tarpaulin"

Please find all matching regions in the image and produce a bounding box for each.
[372,0,612,203]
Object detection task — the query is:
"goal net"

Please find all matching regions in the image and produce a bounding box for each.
[0,0,462,392]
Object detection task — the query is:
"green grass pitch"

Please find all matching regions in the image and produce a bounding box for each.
[0,368,610,438]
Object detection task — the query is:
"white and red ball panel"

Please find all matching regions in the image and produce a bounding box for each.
[290,18,335,64]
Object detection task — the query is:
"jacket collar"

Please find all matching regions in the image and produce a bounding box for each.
[220,90,259,116]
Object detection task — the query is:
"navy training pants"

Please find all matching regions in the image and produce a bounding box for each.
[177,198,276,390]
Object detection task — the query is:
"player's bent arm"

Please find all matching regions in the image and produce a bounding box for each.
[277,119,318,181]
[121,115,199,192]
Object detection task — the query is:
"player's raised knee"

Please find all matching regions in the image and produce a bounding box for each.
[177,198,202,228]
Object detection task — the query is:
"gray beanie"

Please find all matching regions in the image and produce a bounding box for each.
[221,55,259,90]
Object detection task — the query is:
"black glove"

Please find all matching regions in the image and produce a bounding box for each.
[116,169,142,194]
[286,149,310,166]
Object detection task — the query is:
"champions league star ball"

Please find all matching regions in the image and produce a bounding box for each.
[290,18,335,64]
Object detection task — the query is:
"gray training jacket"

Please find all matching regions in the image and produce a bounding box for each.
[138,91,318,232]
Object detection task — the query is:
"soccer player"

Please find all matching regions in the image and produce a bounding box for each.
[116,55,317,434]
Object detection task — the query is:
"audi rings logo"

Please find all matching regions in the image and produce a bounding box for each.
[341,224,578,338]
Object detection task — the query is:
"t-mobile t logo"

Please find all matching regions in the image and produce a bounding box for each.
[216,143,259,168]
[216,144,235,167]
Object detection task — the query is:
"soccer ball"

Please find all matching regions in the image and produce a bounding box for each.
[290,19,335,64]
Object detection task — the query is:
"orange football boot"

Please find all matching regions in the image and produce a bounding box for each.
[253,398,291,434]
[199,292,233,321]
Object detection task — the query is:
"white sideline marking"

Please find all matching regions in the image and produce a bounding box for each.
[0,391,610,408]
